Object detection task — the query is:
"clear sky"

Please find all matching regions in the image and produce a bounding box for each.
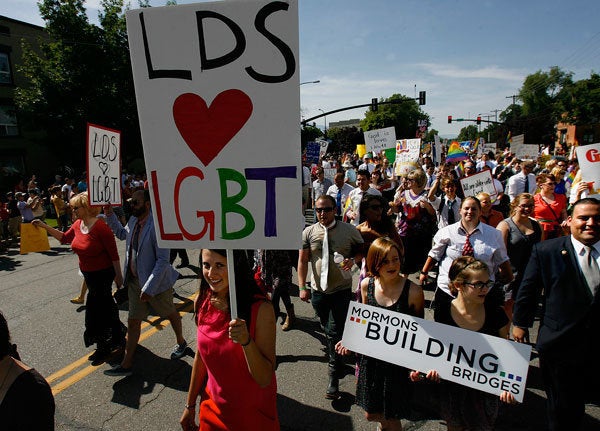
[4,0,600,138]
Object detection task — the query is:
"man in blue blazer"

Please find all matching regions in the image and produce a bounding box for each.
[103,189,188,376]
[513,198,600,430]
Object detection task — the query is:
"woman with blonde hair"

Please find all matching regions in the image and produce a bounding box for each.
[496,193,541,318]
[33,192,125,363]
[549,166,567,196]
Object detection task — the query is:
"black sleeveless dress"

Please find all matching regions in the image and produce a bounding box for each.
[435,302,509,431]
[355,277,413,419]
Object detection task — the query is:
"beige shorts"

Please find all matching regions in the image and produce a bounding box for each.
[127,275,176,320]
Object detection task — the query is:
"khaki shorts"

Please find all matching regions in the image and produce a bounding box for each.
[127,275,176,320]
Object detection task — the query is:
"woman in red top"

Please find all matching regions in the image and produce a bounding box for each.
[33,192,125,362]
[533,173,568,241]
[180,249,278,431]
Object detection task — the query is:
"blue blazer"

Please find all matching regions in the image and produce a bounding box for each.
[513,235,598,353]
[106,212,179,296]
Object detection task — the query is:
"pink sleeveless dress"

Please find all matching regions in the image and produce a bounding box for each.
[197,298,279,431]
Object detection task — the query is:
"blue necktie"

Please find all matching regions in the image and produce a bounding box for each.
[336,188,342,216]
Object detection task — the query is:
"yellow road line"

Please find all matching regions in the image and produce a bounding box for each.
[51,294,196,395]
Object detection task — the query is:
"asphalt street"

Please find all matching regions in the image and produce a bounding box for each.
[1,238,599,430]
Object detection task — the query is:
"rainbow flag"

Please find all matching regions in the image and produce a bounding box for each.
[473,137,480,153]
[565,169,577,185]
[445,141,469,163]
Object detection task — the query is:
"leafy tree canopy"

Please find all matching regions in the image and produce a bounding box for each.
[456,125,478,142]
[15,0,142,172]
[360,93,430,140]
[325,126,363,155]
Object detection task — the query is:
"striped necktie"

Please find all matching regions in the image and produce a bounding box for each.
[462,231,474,256]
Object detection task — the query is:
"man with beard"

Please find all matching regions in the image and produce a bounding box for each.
[103,189,188,376]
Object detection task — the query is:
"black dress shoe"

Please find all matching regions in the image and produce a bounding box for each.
[88,348,110,365]
[325,376,339,399]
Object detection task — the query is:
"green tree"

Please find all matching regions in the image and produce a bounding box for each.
[300,124,323,152]
[423,128,439,143]
[15,0,142,173]
[457,125,478,142]
[325,126,363,155]
[360,94,430,139]
[517,66,573,147]
[560,72,600,125]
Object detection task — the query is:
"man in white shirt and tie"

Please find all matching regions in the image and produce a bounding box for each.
[326,173,354,221]
[298,195,364,399]
[506,160,536,201]
[345,169,381,226]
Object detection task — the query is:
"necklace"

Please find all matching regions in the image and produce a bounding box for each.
[0,358,14,390]
[210,296,229,311]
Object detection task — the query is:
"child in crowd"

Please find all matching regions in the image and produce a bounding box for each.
[337,236,424,431]
[415,256,515,431]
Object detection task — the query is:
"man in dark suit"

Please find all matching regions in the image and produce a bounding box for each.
[513,197,600,431]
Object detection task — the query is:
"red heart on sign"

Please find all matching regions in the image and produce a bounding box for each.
[173,90,253,166]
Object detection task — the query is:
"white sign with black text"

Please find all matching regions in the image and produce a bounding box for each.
[364,126,396,154]
[87,123,122,206]
[126,0,301,249]
[342,301,532,403]
[460,170,497,200]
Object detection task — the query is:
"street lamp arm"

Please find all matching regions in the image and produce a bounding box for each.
[301,97,417,125]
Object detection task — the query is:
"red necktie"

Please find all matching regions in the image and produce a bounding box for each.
[462,232,474,256]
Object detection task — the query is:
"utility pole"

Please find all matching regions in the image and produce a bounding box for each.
[506,95,519,105]
[490,109,501,123]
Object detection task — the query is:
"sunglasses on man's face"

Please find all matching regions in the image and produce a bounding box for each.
[315,207,334,213]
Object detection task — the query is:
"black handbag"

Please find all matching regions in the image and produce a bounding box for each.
[113,287,129,305]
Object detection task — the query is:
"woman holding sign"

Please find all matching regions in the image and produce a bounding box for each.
[32,192,125,363]
[415,256,515,431]
[180,249,278,431]
[337,237,424,431]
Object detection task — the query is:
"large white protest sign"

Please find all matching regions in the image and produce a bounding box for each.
[342,301,532,402]
[575,143,600,196]
[127,0,301,248]
[87,123,122,206]
[460,170,497,200]
[394,138,421,176]
[364,127,396,154]
[510,134,538,160]
[481,142,497,156]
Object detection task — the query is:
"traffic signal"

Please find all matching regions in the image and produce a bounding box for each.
[371,98,378,112]
[448,115,452,123]
[418,91,426,105]
[476,116,481,125]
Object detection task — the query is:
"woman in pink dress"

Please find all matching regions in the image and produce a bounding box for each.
[180,250,278,431]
